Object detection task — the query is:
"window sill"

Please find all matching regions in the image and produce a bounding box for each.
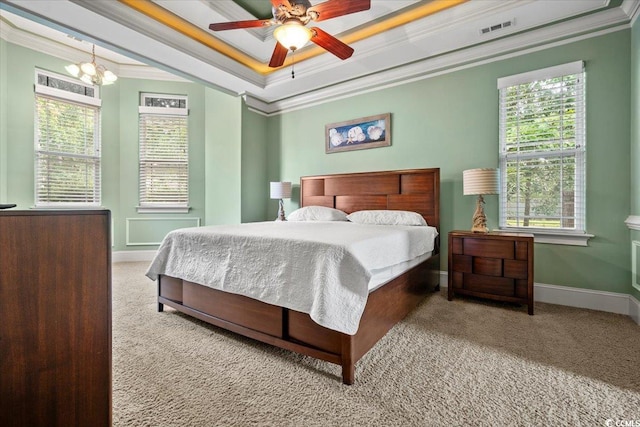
[136,206,190,214]
[497,228,594,246]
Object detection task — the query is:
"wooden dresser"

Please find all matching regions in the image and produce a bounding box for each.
[448,230,534,314]
[0,209,112,426]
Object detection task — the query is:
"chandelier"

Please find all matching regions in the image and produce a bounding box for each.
[65,44,117,86]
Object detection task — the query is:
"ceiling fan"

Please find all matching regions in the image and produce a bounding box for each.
[209,0,371,69]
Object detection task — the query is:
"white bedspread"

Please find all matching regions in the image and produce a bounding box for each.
[146,221,438,335]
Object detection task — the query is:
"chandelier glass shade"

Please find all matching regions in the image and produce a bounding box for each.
[66,44,117,86]
[273,20,312,51]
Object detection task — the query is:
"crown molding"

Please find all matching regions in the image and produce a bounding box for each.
[0,17,10,40]
[203,0,269,40]
[2,0,634,114]
[260,0,499,90]
[117,64,189,82]
[205,0,258,21]
[0,8,189,82]
[66,0,267,86]
[248,4,632,115]
[621,0,640,25]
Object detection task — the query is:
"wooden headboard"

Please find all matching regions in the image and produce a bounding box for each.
[300,168,440,232]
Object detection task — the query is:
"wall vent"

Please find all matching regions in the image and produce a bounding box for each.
[480,19,514,35]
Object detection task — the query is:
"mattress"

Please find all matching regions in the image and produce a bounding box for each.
[146,221,438,334]
[368,251,433,292]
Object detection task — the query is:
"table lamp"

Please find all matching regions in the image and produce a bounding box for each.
[463,168,499,233]
[270,181,292,221]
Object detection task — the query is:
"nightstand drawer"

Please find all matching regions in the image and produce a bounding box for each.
[457,273,515,297]
[454,254,506,277]
[504,259,527,279]
[515,280,529,298]
[463,238,514,259]
[473,257,502,277]
[452,254,472,273]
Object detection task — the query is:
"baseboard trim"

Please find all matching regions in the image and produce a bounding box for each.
[439,271,639,325]
[630,295,640,325]
[534,283,631,315]
[112,250,157,263]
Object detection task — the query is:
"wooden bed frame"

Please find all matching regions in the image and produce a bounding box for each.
[157,168,440,384]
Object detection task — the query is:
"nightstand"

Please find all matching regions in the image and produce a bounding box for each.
[448,230,534,315]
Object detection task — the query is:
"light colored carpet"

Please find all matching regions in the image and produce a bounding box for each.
[112,262,640,426]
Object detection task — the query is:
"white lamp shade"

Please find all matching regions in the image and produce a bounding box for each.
[270,181,292,199]
[274,21,312,50]
[463,168,499,195]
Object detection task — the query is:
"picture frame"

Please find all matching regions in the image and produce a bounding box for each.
[325,113,391,153]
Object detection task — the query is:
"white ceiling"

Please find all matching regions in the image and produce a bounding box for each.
[1,0,638,115]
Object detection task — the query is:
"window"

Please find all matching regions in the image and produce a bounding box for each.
[498,61,591,245]
[138,93,189,213]
[34,70,101,207]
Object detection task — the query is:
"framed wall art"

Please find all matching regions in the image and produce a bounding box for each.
[325,113,391,154]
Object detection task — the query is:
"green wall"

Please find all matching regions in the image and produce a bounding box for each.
[631,17,640,301]
[1,28,636,298]
[268,30,632,295]
[241,103,269,222]
[204,87,243,226]
[0,42,243,251]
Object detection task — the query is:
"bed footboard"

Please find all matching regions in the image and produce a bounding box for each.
[157,254,438,385]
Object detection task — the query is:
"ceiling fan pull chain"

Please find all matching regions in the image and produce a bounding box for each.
[291,49,296,79]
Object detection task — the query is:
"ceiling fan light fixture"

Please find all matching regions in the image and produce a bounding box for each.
[274,20,312,51]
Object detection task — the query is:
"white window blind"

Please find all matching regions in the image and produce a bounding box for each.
[34,70,101,207]
[498,61,586,234]
[138,93,188,210]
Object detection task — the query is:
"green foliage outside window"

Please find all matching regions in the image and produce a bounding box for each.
[500,70,584,231]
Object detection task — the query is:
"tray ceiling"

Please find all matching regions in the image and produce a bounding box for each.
[0,0,636,114]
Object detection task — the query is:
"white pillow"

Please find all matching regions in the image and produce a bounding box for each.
[288,206,349,222]
[347,210,427,226]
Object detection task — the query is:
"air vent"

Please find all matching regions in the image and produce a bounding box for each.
[480,19,514,35]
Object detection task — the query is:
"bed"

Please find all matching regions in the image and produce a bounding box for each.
[148,168,440,384]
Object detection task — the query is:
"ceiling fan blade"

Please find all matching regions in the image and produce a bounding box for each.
[269,42,289,68]
[209,19,273,31]
[271,0,293,11]
[310,27,354,60]
[308,0,371,22]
